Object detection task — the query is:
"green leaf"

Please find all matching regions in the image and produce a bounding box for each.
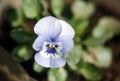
[18,46,32,60]
[11,46,24,62]
[68,19,79,28]
[75,20,89,36]
[79,63,103,81]
[85,17,120,47]
[22,0,40,19]
[97,17,120,30]
[84,36,105,47]
[92,25,114,39]
[48,68,67,81]
[92,26,107,38]
[51,0,64,17]
[11,45,33,62]
[40,0,50,16]
[88,47,112,68]
[93,17,120,37]
[8,9,23,27]
[71,1,95,20]
[65,45,82,70]
[10,29,32,43]
[33,62,44,73]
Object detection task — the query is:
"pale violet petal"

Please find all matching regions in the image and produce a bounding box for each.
[34,16,62,39]
[34,52,50,68]
[50,55,66,68]
[32,35,44,51]
[59,20,75,38]
[34,52,66,68]
[58,36,74,53]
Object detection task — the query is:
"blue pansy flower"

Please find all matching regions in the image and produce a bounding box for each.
[33,16,75,68]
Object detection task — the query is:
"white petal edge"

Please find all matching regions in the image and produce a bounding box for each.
[59,20,75,38]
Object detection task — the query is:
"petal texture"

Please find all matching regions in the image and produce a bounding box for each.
[50,55,66,68]
[32,35,44,51]
[34,16,62,40]
[59,20,75,38]
[34,52,50,67]
[34,52,66,68]
[57,36,74,53]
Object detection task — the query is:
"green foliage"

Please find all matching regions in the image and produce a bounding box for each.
[66,45,82,70]
[84,17,120,47]
[7,0,120,81]
[11,45,33,62]
[10,28,32,43]
[84,36,106,46]
[40,0,50,16]
[22,0,40,19]
[51,0,64,17]
[33,62,44,73]
[93,17,120,35]
[79,63,103,81]
[8,9,23,27]
[71,0,95,20]
[48,68,67,81]
[88,47,112,68]
[75,20,89,36]
[10,28,34,62]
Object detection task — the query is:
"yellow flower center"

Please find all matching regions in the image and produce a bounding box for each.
[49,43,55,49]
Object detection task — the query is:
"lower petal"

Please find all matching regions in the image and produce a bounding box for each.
[50,55,66,68]
[34,52,66,68]
[34,52,50,68]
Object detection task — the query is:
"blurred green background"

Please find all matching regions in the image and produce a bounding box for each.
[0,0,120,81]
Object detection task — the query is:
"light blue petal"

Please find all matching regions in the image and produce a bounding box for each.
[59,20,75,38]
[32,35,44,51]
[34,52,66,68]
[34,52,50,67]
[57,36,74,53]
[34,16,62,39]
[50,55,66,68]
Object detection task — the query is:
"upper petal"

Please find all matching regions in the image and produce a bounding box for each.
[34,16,62,39]
[32,35,44,51]
[59,20,75,38]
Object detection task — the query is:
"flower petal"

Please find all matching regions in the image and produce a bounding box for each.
[50,55,66,68]
[34,52,50,67]
[34,52,66,68]
[59,20,75,38]
[34,16,62,39]
[32,35,44,51]
[57,36,74,53]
